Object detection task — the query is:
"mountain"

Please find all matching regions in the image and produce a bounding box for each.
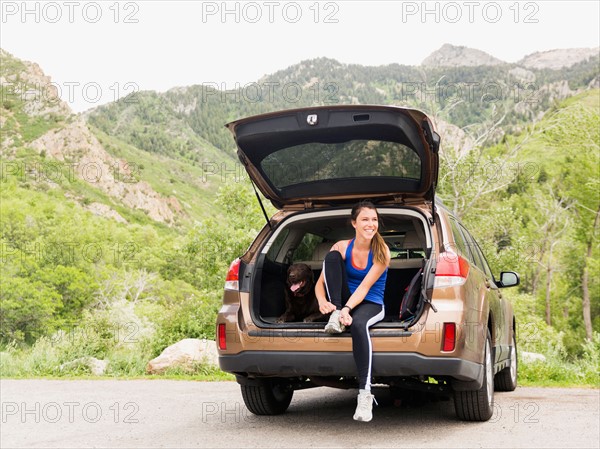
[421,44,506,67]
[518,47,599,70]
[3,45,598,227]
[86,51,599,159]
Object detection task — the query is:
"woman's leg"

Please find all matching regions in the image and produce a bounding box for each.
[350,302,385,391]
[322,251,351,309]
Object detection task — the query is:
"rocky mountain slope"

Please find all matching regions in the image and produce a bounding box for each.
[518,47,599,70]
[29,118,182,223]
[421,44,506,67]
[1,50,234,226]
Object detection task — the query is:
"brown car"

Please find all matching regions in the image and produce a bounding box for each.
[216,105,519,421]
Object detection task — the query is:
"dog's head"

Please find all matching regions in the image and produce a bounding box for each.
[287,263,314,297]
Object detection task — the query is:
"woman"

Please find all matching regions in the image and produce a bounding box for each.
[315,201,390,422]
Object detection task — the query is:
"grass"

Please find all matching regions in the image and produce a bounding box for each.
[0,372,236,382]
[518,358,599,388]
[0,342,235,382]
[2,344,597,387]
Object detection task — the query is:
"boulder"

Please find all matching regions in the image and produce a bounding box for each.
[146,339,218,374]
[60,357,109,375]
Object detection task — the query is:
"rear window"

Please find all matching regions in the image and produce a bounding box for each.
[261,140,421,190]
[449,218,473,261]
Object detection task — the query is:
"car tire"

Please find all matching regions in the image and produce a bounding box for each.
[495,330,518,391]
[240,379,293,415]
[454,330,494,421]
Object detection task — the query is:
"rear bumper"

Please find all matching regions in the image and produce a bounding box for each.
[219,351,482,383]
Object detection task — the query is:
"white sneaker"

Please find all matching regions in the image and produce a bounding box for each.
[324,309,345,334]
[353,391,374,422]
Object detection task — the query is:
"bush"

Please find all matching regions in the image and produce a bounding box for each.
[519,332,600,387]
[149,291,220,357]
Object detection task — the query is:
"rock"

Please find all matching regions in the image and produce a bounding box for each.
[434,119,475,156]
[509,67,536,83]
[60,357,109,375]
[85,202,128,224]
[521,351,546,363]
[146,339,218,374]
[518,47,599,70]
[544,80,574,102]
[29,118,182,224]
[0,49,71,118]
[422,44,505,67]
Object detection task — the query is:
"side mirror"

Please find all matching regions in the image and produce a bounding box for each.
[498,271,519,288]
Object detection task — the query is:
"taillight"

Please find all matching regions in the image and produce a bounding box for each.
[442,322,456,351]
[218,323,227,350]
[224,258,241,290]
[434,251,470,287]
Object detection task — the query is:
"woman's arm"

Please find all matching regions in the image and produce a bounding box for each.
[315,271,336,314]
[340,246,390,325]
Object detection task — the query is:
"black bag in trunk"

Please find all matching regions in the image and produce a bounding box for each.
[399,268,423,320]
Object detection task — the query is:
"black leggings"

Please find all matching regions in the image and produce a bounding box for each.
[323,251,385,390]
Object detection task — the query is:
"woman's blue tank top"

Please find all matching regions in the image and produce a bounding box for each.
[344,239,387,305]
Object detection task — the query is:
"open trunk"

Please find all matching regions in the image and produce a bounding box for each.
[249,207,434,329]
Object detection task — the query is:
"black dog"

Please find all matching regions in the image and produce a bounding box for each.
[277,263,324,323]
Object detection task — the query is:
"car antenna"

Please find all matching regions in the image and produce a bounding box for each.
[250,179,272,230]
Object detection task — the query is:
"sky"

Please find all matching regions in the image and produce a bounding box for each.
[2,0,599,112]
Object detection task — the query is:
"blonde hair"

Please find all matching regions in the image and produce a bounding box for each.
[351,201,388,266]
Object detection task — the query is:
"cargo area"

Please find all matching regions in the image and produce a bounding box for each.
[249,208,433,327]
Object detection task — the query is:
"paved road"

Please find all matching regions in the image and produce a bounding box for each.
[1,380,598,448]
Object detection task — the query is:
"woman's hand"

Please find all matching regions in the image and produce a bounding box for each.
[319,300,336,315]
[340,308,353,326]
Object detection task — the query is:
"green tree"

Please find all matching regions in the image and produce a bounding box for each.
[542,103,600,340]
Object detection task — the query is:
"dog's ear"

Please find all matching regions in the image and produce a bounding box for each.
[299,263,314,283]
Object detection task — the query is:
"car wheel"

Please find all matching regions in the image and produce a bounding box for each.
[240,379,294,415]
[454,330,494,421]
[495,330,518,391]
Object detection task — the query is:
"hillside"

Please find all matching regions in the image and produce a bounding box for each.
[1,50,237,225]
[0,50,268,351]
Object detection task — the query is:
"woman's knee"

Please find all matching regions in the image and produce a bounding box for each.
[324,250,343,264]
[350,318,370,338]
